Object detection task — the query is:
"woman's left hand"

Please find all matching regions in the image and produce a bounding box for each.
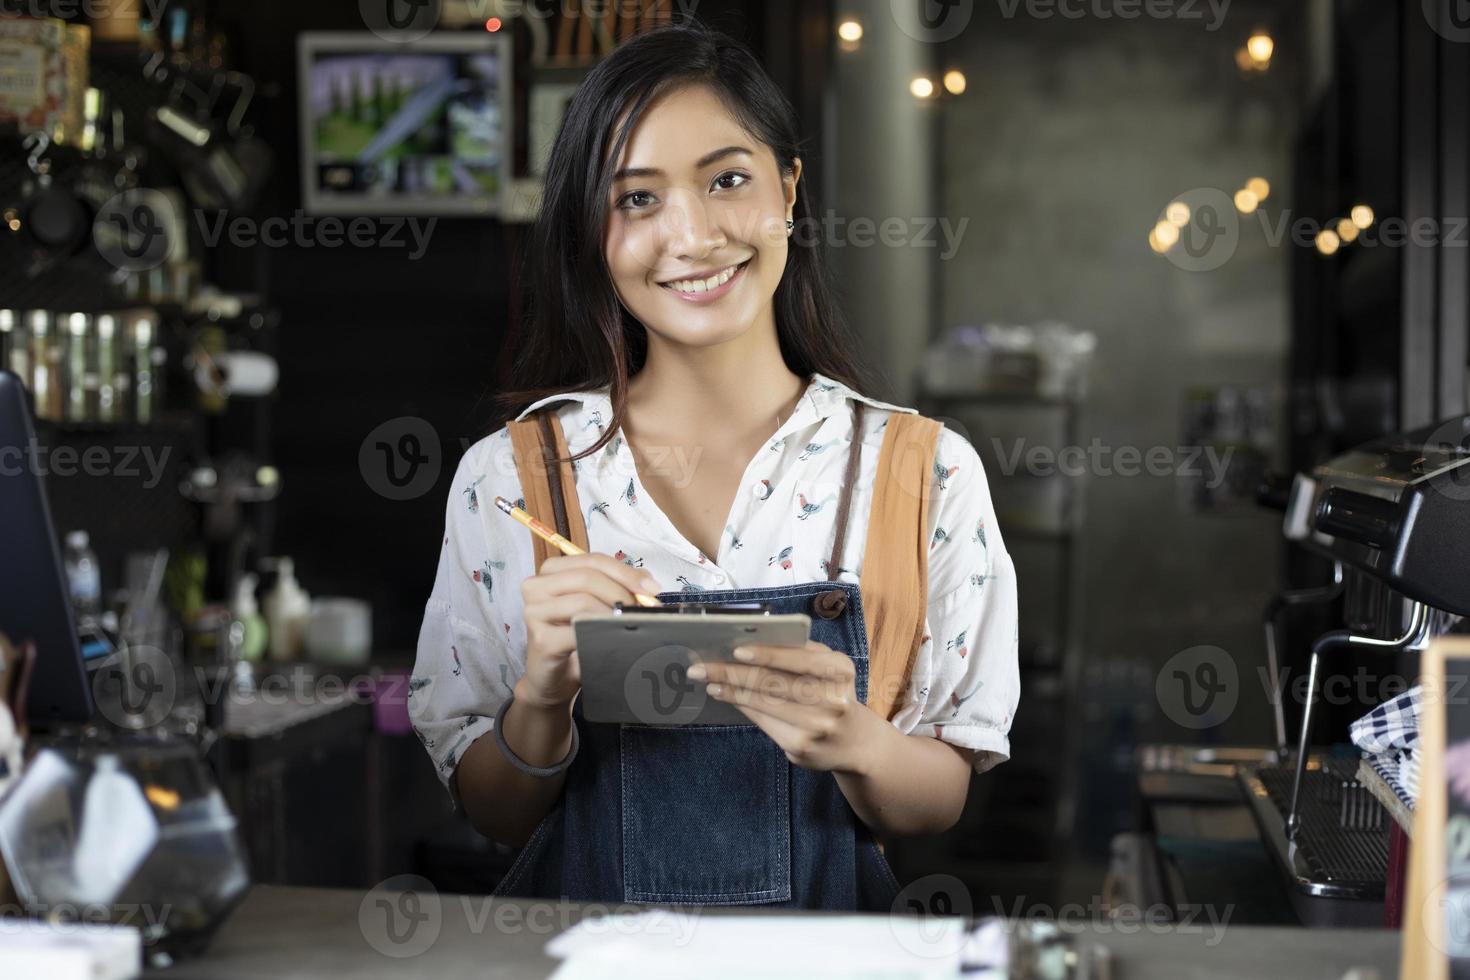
[686,641,879,774]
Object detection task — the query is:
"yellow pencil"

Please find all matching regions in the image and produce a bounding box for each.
[494,496,663,607]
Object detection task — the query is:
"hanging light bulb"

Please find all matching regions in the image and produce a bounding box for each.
[944,70,967,95]
[1351,204,1375,229]
[838,19,863,43]
[910,77,936,99]
[1246,177,1271,201]
[1336,218,1360,243]
[1154,220,1180,249]
[1315,228,1341,256]
[1247,32,1274,65]
[1149,227,1170,254]
[1234,189,1260,214]
[1166,201,1191,227]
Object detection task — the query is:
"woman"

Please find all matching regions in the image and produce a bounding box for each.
[410,20,1019,911]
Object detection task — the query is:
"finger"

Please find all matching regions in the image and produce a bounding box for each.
[529,567,644,609]
[709,680,848,723]
[730,641,852,680]
[717,687,846,731]
[530,592,615,626]
[695,663,838,706]
[543,553,663,598]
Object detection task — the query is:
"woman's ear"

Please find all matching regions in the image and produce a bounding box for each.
[784,157,803,215]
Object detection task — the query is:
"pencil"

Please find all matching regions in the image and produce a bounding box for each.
[494,496,663,607]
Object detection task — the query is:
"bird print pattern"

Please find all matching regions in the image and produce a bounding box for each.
[472,559,506,600]
[934,458,959,491]
[411,371,1020,797]
[463,475,486,513]
[797,493,835,520]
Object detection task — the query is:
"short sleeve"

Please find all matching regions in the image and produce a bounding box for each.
[891,427,1021,775]
[409,434,533,802]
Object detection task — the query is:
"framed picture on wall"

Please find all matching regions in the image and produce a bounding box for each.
[297,32,512,216]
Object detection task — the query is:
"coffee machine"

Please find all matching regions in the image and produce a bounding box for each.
[1243,415,1470,926]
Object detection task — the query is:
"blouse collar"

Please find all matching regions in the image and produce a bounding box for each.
[512,372,915,435]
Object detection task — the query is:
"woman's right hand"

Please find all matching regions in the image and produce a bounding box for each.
[516,553,663,710]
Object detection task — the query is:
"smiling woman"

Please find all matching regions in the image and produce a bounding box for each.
[410,18,1020,914]
[495,19,866,429]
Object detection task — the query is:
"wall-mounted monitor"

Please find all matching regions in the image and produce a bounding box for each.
[297,32,511,216]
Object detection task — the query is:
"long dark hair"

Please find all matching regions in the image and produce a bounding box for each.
[495,18,875,459]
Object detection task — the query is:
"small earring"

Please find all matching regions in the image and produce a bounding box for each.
[785,217,795,236]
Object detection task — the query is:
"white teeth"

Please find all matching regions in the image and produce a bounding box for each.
[666,263,740,294]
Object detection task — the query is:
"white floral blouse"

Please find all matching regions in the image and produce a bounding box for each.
[411,372,1021,796]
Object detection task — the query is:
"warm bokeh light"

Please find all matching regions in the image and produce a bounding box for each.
[1148,227,1169,254]
[1337,218,1359,243]
[838,19,863,43]
[1235,47,1256,72]
[1247,32,1274,64]
[944,70,967,95]
[1351,204,1375,229]
[1316,228,1341,256]
[910,77,935,99]
[1154,221,1179,250]
[484,17,502,32]
[1166,201,1191,227]
[1246,177,1270,201]
[1234,189,1260,214]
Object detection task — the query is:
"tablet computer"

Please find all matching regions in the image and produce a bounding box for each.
[572,610,810,725]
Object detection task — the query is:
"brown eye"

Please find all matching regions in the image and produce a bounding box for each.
[618,190,655,211]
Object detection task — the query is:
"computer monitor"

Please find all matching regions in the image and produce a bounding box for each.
[297,31,512,216]
[0,370,94,725]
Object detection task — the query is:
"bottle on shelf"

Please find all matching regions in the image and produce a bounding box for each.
[96,314,119,423]
[28,311,59,421]
[132,314,157,423]
[64,312,91,423]
[231,573,268,662]
[263,558,310,661]
[63,530,103,626]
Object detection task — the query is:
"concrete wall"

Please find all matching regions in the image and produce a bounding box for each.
[929,1,1304,749]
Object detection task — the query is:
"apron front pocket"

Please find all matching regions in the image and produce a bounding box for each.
[619,724,792,905]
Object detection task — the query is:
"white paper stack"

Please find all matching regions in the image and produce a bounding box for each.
[0,919,141,980]
[546,909,973,980]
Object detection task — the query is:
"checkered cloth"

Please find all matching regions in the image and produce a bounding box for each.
[1366,750,1420,808]
[1349,686,1422,755]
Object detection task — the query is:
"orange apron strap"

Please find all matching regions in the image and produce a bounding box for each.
[506,409,590,574]
[859,413,943,722]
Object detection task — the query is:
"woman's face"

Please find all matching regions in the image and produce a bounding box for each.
[603,84,800,351]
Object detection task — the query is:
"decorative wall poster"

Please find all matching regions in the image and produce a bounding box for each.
[0,17,66,138]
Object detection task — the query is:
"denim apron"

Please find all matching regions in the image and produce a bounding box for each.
[494,401,927,910]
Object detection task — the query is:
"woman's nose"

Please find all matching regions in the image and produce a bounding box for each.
[660,190,726,259]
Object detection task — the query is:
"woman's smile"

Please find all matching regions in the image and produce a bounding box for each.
[658,258,752,303]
